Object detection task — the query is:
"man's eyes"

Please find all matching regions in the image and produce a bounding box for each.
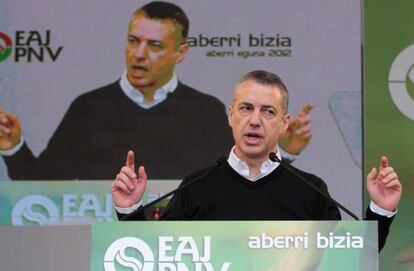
[127,38,164,50]
[239,105,253,113]
[128,38,139,45]
[148,41,164,49]
[262,108,275,117]
[238,105,276,118]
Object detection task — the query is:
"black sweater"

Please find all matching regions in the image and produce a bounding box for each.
[119,161,393,251]
[162,161,341,220]
[4,80,233,180]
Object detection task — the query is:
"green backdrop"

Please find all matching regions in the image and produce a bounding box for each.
[364,0,414,270]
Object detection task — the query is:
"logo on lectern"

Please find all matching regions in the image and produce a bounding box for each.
[104,237,154,271]
[103,236,232,271]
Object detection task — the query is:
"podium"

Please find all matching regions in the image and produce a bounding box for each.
[0,221,378,270]
[91,221,378,271]
[0,182,378,270]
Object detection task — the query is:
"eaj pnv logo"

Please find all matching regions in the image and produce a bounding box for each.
[388,44,414,121]
[103,236,232,271]
[104,237,155,271]
[0,30,63,62]
[11,195,60,226]
[0,32,13,62]
[10,193,113,226]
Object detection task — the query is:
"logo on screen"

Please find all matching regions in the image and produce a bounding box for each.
[388,44,414,121]
[11,195,60,226]
[0,30,63,62]
[103,236,232,270]
[0,32,13,62]
[104,237,155,271]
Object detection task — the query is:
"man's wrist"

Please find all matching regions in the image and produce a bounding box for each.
[0,137,24,156]
[279,147,298,162]
[369,201,397,218]
[114,200,142,214]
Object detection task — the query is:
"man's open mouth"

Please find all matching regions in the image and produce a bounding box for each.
[244,132,263,144]
[132,65,148,72]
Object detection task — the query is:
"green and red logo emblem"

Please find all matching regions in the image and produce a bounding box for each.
[0,32,13,62]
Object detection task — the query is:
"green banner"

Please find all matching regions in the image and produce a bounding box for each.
[0,181,179,226]
[365,0,414,270]
[91,221,377,271]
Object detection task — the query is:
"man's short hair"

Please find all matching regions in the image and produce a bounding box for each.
[134,1,189,40]
[238,70,289,114]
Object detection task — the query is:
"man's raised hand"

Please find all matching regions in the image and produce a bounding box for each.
[367,156,402,212]
[111,150,147,208]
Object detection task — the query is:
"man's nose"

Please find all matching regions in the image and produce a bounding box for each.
[249,109,261,126]
[134,43,148,59]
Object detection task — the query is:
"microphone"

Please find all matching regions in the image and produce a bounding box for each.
[269,152,359,220]
[120,156,226,221]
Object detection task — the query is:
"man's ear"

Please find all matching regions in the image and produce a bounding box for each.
[281,113,290,133]
[175,42,189,64]
[228,106,234,127]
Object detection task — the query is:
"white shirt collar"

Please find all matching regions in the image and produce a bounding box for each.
[227,147,281,181]
[119,70,178,109]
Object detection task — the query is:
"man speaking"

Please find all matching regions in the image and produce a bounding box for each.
[0,2,312,180]
[112,70,402,251]
[0,1,232,179]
